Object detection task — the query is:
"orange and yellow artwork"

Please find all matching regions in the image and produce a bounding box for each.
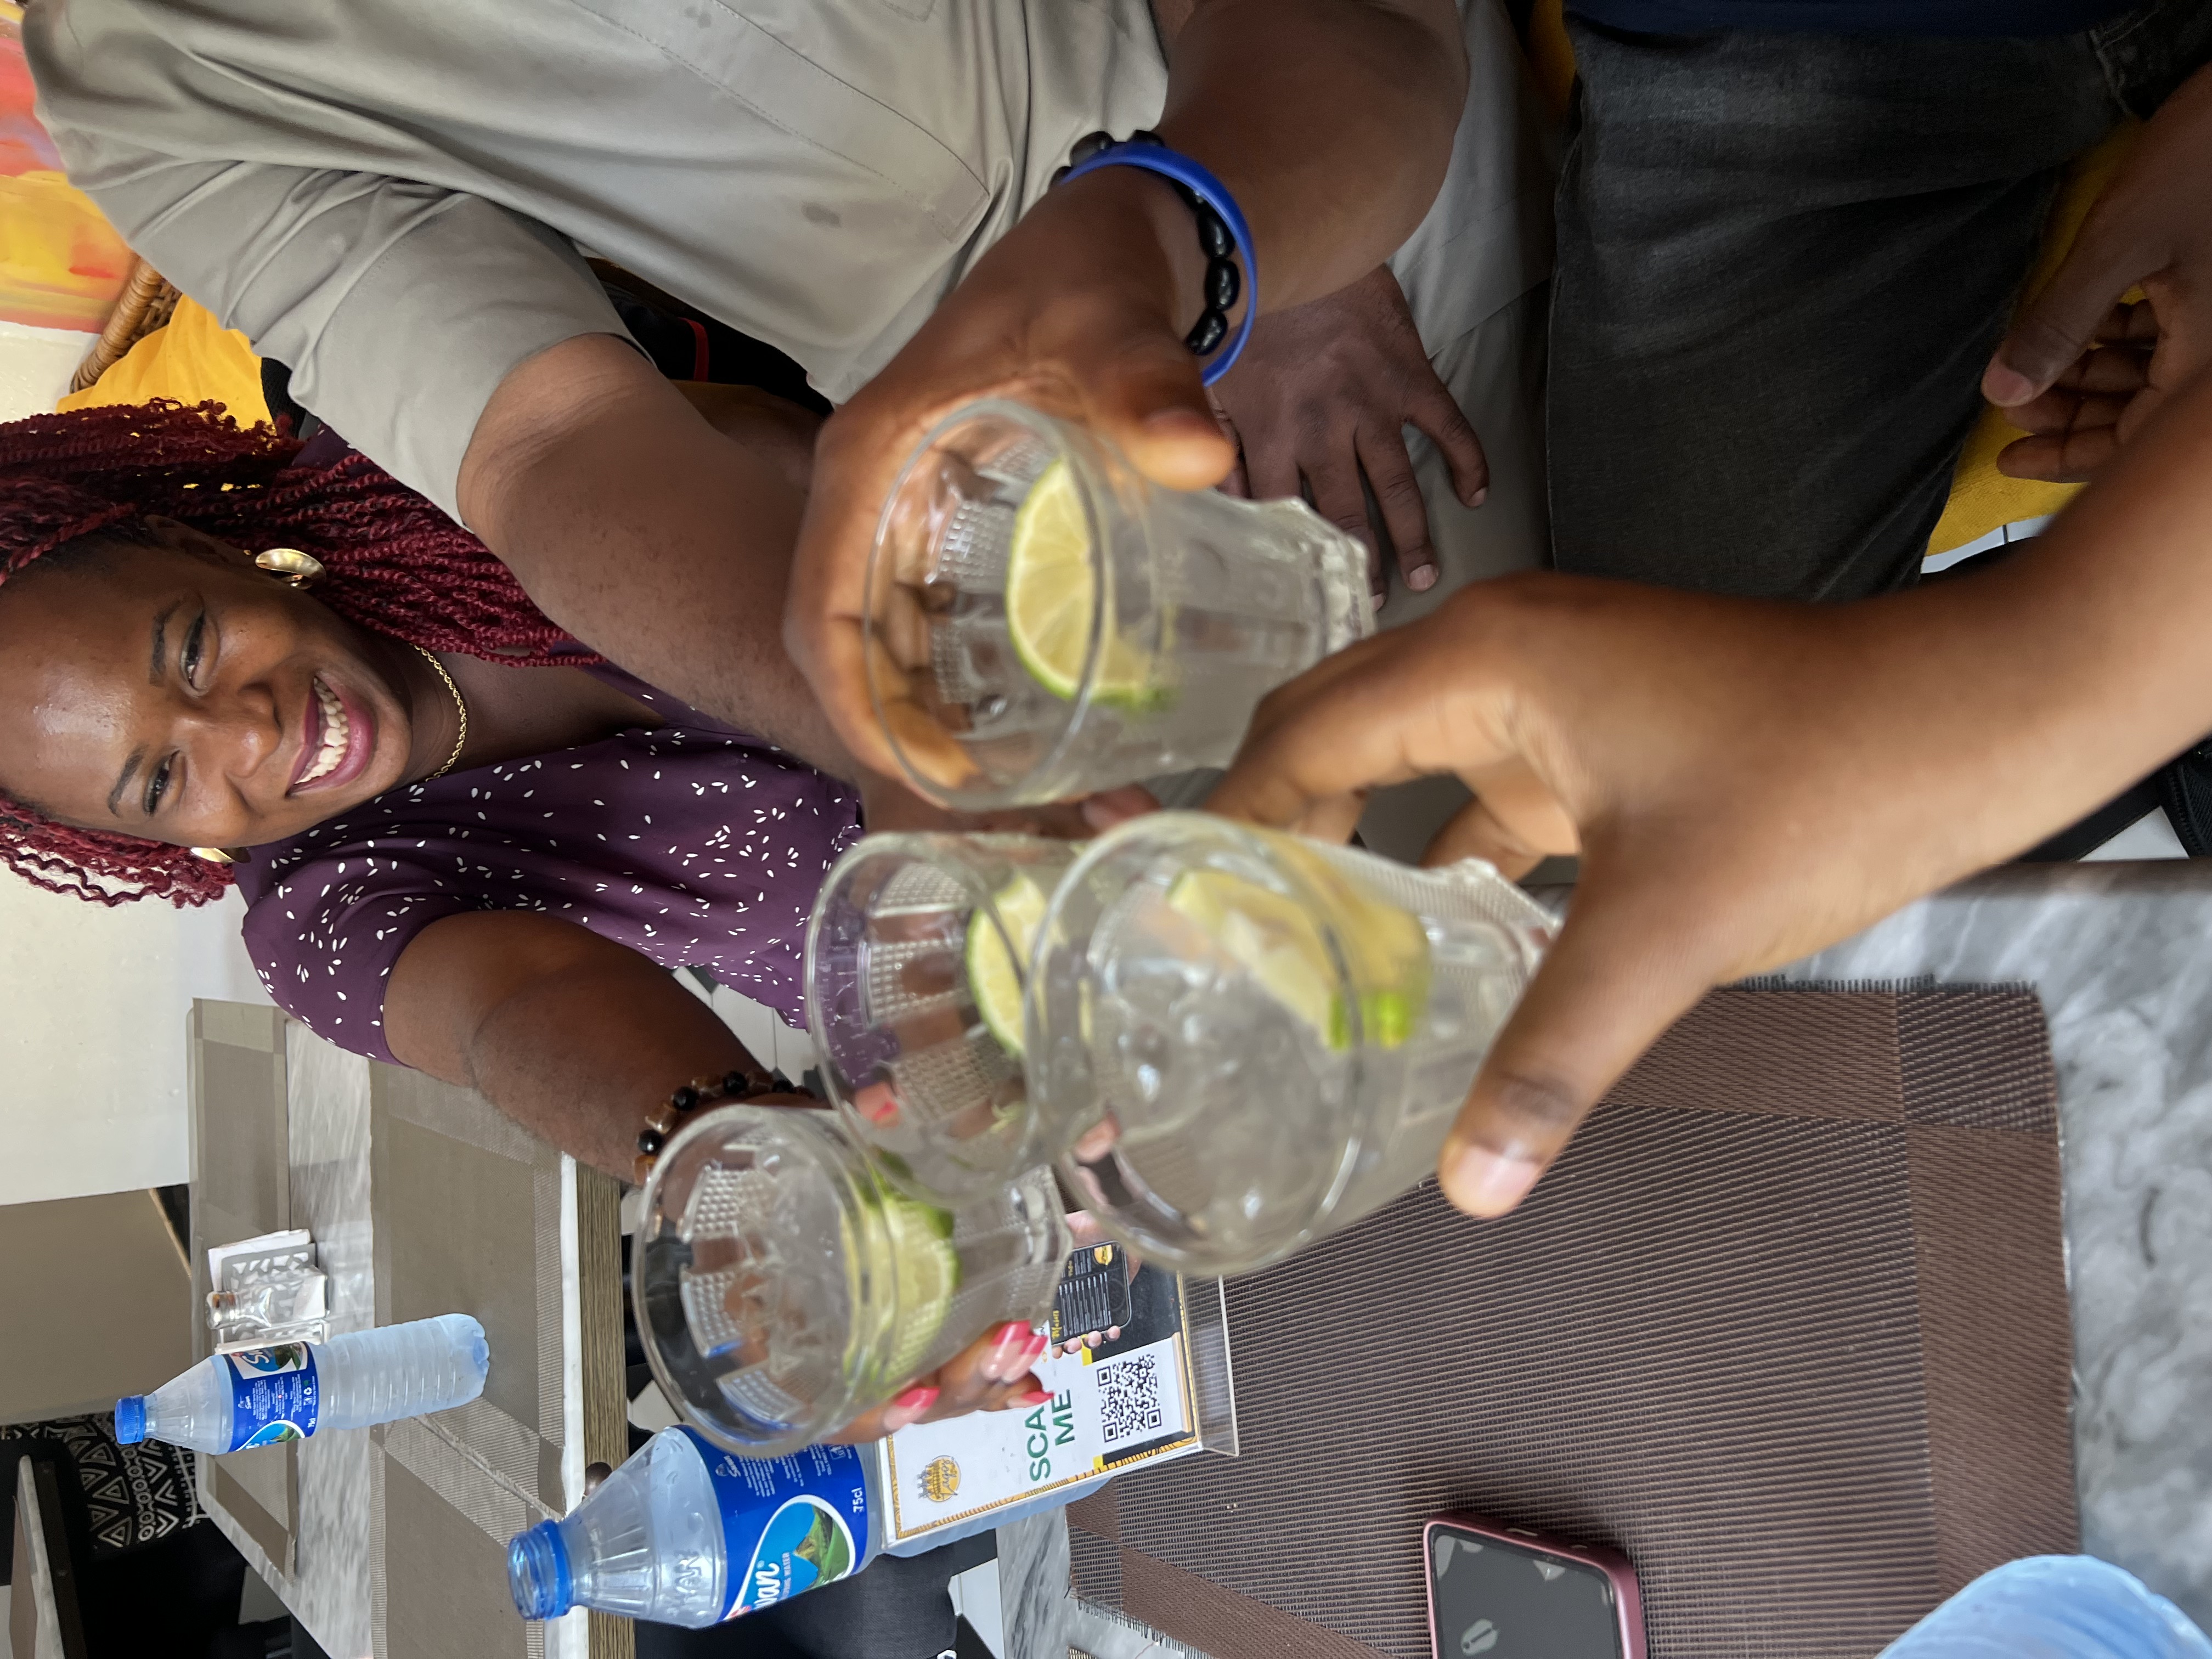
[0,1,129,332]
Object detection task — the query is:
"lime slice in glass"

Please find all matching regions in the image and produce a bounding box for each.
[850,1188,960,1387]
[966,873,1050,1057]
[1005,458,1156,705]
[1166,861,1429,1051]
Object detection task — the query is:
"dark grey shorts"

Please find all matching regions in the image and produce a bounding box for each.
[1546,0,2212,600]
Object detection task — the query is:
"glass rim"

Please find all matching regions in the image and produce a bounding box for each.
[1029,812,1387,1271]
[862,396,1119,809]
[631,1102,878,1455]
[805,830,1072,1200]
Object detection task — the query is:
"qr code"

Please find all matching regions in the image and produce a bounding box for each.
[1096,1353,1165,1446]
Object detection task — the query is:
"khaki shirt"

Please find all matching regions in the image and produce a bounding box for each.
[29,0,1545,520]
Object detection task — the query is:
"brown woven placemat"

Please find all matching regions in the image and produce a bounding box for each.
[1068,986,2076,1659]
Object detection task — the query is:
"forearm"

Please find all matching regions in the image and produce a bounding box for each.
[1842,366,2212,875]
[385,912,766,1179]
[458,953,756,1180]
[460,335,856,776]
[1159,0,1465,309]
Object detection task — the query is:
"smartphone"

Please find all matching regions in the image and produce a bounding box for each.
[1049,1242,1132,1345]
[1424,1514,1646,1659]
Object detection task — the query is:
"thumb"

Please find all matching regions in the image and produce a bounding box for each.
[1985,223,2153,407]
[1437,871,1722,1217]
[1080,324,1237,493]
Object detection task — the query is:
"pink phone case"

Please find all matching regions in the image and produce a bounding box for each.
[1423,1513,1648,1659]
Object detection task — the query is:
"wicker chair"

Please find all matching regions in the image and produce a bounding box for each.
[69,257,180,394]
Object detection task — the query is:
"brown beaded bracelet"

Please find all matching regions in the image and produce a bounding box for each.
[633,1068,770,1185]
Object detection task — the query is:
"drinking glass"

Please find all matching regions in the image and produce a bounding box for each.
[633,1104,1069,1455]
[1026,812,1554,1276]
[864,398,1372,809]
[806,831,1080,1202]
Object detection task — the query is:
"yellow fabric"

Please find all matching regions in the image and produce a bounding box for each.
[56,295,269,425]
[1527,0,1575,119]
[1925,122,2141,556]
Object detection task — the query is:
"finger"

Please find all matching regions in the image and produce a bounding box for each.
[1211,609,1498,828]
[1301,450,1383,591]
[1240,429,1302,506]
[1437,868,1726,1217]
[1078,323,1235,493]
[1985,215,2162,405]
[2006,388,2135,439]
[1355,423,1439,593]
[1080,783,1160,832]
[1995,421,2124,483]
[1403,376,1490,509]
[2052,341,2155,396]
[832,1381,943,1443]
[1211,400,1252,499]
[933,1321,1051,1414]
[1420,792,1562,882]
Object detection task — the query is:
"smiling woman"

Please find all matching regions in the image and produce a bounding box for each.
[0,398,1053,1442]
[0,402,580,901]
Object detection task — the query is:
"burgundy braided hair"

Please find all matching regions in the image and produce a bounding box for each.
[0,400,596,908]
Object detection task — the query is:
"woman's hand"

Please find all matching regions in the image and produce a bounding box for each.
[1212,266,1487,597]
[828,1320,1054,1443]
[1985,60,2212,480]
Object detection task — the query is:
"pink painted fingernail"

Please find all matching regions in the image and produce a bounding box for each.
[883,1384,939,1430]
[1013,1389,1053,1407]
[984,1322,1034,1381]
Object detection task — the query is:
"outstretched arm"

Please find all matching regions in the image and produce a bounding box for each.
[382,910,1051,1435]
[787,0,1472,772]
[1211,362,2212,1219]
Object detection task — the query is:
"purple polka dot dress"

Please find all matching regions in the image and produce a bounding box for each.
[234,664,861,1065]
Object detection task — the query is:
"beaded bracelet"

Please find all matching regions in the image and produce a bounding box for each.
[633,1068,771,1185]
[1053,129,1256,385]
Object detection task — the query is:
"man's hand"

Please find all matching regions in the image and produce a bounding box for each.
[784,0,1470,774]
[1209,353,2212,1218]
[1213,266,1487,596]
[1984,61,2212,481]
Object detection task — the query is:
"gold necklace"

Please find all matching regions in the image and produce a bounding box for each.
[412,644,470,778]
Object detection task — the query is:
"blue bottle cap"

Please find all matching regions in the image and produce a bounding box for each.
[507,1521,574,1621]
[112,1396,147,1446]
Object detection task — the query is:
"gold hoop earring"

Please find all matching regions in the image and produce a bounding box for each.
[253,548,325,587]
[190,847,242,865]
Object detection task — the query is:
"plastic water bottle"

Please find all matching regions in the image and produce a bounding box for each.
[113,1313,489,1452]
[509,1426,882,1627]
[509,1424,1092,1628]
[1881,1557,2212,1657]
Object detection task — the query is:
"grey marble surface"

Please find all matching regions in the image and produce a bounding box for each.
[196,1020,597,1659]
[195,1025,378,1659]
[1778,861,2212,1624]
[998,859,2212,1654]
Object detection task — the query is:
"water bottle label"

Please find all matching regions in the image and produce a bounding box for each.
[224,1345,320,1451]
[676,1428,870,1619]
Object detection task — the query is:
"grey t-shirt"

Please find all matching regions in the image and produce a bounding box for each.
[27,0,1546,523]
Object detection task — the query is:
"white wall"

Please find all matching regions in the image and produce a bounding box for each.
[0,883,267,1204]
[0,319,86,422]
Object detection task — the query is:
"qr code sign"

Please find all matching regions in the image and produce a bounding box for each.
[1096,1353,1165,1446]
